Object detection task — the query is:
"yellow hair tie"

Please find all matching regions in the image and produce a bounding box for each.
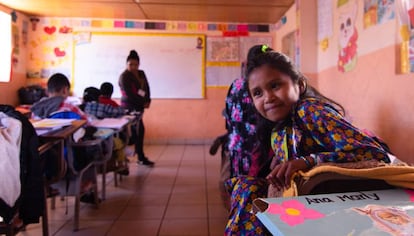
[261,44,269,53]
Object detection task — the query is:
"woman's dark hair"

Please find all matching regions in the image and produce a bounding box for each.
[127,50,140,63]
[245,45,345,153]
[100,82,114,97]
[47,73,70,93]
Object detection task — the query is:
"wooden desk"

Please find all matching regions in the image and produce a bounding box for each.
[38,120,86,140]
[35,119,86,236]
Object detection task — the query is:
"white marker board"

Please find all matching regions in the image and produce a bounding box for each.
[73,32,205,99]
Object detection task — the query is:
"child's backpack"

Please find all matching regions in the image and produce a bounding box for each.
[18,85,47,105]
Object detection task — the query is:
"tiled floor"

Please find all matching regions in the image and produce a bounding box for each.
[18,144,229,236]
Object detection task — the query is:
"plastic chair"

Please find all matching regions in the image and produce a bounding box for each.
[47,112,113,231]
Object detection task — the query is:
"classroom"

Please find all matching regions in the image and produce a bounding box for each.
[1,0,414,235]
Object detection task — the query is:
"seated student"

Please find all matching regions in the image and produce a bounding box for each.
[30,73,97,201]
[82,86,125,119]
[99,82,120,107]
[81,86,129,176]
[30,73,87,119]
[245,45,391,196]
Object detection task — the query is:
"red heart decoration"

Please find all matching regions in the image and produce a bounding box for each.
[44,26,56,35]
[54,47,66,57]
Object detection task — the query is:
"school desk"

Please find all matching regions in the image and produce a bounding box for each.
[89,115,141,187]
[253,188,414,236]
[35,119,86,235]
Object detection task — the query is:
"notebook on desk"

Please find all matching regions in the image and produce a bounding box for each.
[90,118,129,130]
[254,188,414,236]
[32,118,75,135]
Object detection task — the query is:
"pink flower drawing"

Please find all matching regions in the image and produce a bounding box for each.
[267,199,325,226]
[404,189,414,202]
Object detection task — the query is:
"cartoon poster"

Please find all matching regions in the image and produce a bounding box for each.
[364,0,395,28]
[337,0,358,73]
[395,0,414,73]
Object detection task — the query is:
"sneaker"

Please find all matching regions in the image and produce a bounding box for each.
[138,158,155,166]
[80,192,101,204]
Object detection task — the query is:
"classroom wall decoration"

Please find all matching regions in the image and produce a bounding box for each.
[73,32,205,99]
[26,18,72,79]
[206,37,240,62]
[337,0,359,73]
[25,16,274,91]
[363,0,395,29]
[205,36,272,86]
[396,0,414,73]
[317,0,333,52]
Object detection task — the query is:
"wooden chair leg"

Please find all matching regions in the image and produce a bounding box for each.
[114,171,118,187]
[74,195,80,232]
[100,164,106,200]
[42,185,49,236]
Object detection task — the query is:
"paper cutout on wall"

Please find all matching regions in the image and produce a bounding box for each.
[59,26,73,34]
[30,17,39,31]
[114,20,124,28]
[320,38,329,51]
[337,1,358,73]
[73,31,91,45]
[22,20,28,46]
[207,37,239,62]
[11,11,17,22]
[44,26,56,35]
[54,47,66,57]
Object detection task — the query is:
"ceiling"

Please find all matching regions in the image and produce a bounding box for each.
[0,0,294,24]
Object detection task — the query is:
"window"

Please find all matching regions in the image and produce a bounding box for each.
[0,10,12,82]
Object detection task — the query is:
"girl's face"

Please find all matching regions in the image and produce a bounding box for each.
[248,64,301,122]
[127,59,139,72]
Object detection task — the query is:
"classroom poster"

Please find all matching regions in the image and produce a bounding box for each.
[395,0,414,73]
[364,0,395,28]
[317,0,333,51]
[337,0,358,73]
[206,37,239,62]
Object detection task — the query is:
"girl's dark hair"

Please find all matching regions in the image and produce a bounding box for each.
[127,50,140,63]
[246,45,345,153]
[47,73,70,93]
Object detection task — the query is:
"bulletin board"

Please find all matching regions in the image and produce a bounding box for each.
[205,36,272,87]
[72,32,205,99]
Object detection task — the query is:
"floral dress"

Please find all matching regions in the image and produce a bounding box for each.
[224,78,272,236]
[270,98,390,168]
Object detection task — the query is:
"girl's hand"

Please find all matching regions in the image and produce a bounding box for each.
[266,158,309,191]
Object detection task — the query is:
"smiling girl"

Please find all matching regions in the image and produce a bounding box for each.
[245,45,391,192]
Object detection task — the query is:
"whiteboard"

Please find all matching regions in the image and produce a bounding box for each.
[72,32,205,99]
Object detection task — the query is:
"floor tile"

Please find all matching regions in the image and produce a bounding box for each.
[15,144,229,236]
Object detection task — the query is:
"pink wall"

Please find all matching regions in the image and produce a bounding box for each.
[317,45,414,164]
[144,87,227,143]
[289,0,414,164]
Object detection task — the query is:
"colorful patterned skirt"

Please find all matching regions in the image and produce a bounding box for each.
[224,176,269,236]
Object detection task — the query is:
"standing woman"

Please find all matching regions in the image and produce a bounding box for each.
[119,50,154,166]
